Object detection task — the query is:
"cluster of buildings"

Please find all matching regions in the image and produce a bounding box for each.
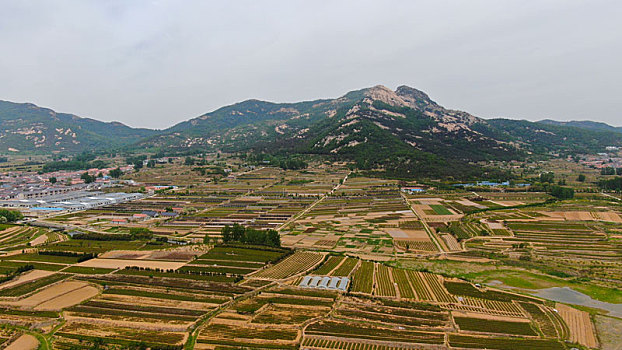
[401,186,426,194]
[579,153,622,170]
[0,165,134,200]
[0,191,144,215]
[111,209,180,225]
[299,275,349,291]
[452,181,530,188]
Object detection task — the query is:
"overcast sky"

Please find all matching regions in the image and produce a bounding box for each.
[0,0,620,129]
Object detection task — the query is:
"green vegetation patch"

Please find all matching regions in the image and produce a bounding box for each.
[448,334,564,350]
[430,204,452,215]
[454,316,537,336]
[444,281,542,304]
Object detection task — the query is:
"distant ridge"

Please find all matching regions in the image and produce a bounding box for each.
[0,100,156,154]
[2,86,621,178]
[136,84,622,178]
[539,119,622,134]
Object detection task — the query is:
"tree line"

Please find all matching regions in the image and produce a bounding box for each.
[220,223,281,247]
[599,176,622,191]
[0,209,23,223]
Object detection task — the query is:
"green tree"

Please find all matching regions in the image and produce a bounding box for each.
[265,229,281,247]
[550,185,574,200]
[540,172,555,183]
[129,227,153,239]
[109,167,123,178]
[0,209,23,222]
[221,225,232,243]
[80,172,95,184]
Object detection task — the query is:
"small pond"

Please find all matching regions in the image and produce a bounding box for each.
[530,287,622,318]
[485,281,622,317]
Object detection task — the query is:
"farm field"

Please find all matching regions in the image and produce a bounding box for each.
[282,177,440,257]
[0,160,616,349]
[461,199,622,288]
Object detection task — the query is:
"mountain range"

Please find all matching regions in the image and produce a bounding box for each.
[0,100,155,153]
[1,85,620,177]
[538,119,622,134]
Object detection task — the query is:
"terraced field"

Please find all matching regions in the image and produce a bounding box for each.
[251,251,324,279]
[282,177,437,256]
[0,162,607,349]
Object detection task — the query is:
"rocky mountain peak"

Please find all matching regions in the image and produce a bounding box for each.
[363,85,409,107]
[395,85,437,110]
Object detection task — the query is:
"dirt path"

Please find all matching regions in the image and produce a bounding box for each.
[403,269,419,300]
[387,266,400,299]
[400,192,445,253]
[417,271,437,302]
[326,257,347,276]
[601,192,621,201]
[277,171,351,231]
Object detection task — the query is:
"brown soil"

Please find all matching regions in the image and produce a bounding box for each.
[0,270,55,290]
[76,258,186,270]
[556,303,598,348]
[35,285,99,310]
[4,334,39,350]
[13,281,98,310]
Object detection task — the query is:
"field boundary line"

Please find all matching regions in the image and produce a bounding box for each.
[400,192,444,253]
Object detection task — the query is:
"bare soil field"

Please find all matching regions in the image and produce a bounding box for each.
[100,247,202,261]
[540,211,622,222]
[100,293,217,311]
[489,200,524,207]
[63,314,192,332]
[440,234,461,251]
[76,258,186,270]
[99,250,152,259]
[0,227,22,243]
[451,310,531,323]
[385,228,428,240]
[556,303,598,348]
[593,211,622,222]
[456,199,487,208]
[28,234,49,246]
[4,334,38,350]
[595,315,622,350]
[0,269,55,290]
[35,284,99,310]
[12,280,98,310]
[483,220,505,230]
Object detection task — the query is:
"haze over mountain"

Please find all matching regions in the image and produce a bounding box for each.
[2,84,620,178]
[0,100,155,153]
[538,119,622,134]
